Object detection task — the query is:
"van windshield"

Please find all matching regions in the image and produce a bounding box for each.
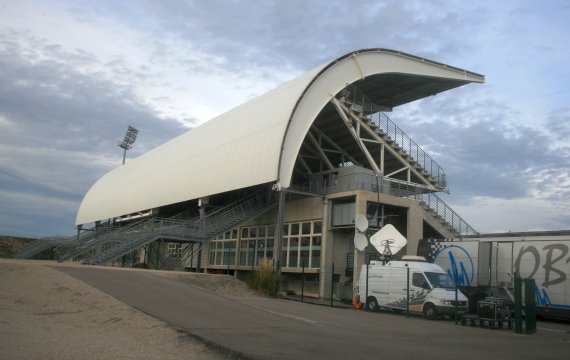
[425,272,455,289]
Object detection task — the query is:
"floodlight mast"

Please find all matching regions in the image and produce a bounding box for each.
[118,125,139,165]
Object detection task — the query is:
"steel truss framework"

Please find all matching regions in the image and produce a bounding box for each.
[295,97,441,192]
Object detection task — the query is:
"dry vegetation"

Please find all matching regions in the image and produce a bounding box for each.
[0,236,32,258]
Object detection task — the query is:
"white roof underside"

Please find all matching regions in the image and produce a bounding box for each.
[76,49,484,225]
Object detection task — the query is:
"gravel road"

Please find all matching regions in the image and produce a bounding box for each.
[0,259,247,360]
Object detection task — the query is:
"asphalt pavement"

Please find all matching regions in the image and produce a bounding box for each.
[56,266,570,360]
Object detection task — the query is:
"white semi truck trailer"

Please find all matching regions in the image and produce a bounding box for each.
[418,232,570,320]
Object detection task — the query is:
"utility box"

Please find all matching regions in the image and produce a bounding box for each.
[478,297,512,321]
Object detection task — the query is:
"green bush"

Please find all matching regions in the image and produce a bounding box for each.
[248,258,279,297]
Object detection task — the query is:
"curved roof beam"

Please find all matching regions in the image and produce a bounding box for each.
[75,48,483,226]
[278,49,483,189]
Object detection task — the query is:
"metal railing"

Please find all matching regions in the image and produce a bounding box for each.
[73,190,276,265]
[343,85,446,188]
[407,192,479,236]
[292,170,477,237]
[13,236,72,259]
[291,171,427,198]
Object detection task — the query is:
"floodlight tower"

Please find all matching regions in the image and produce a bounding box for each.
[118,125,139,165]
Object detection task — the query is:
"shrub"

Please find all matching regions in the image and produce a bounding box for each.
[248,258,279,297]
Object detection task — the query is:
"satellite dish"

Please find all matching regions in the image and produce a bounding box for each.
[370,224,407,256]
[354,233,368,251]
[355,214,368,233]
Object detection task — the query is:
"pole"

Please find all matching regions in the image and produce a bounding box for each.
[196,243,202,273]
[224,248,230,275]
[365,263,369,312]
[275,190,285,295]
[122,148,127,165]
[524,278,537,334]
[330,262,335,306]
[454,284,458,324]
[406,266,410,318]
[155,243,159,269]
[514,273,522,334]
[301,261,305,302]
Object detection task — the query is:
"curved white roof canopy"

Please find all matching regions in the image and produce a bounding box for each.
[76,49,484,226]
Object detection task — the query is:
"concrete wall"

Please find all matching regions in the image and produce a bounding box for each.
[187,189,457,299]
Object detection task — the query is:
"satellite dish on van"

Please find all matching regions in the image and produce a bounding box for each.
[370,224,407,256]
[354,233,368,251]
[355,214,368,233]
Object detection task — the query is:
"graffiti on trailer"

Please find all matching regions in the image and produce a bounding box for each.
[434,245,475,288]
[514,243,569,288]
[535,287,552,307]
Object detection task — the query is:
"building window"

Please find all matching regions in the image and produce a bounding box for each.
[168,243,182,256]
[209,228,238,266]
[282,220,322,269]
[239,225,275,267]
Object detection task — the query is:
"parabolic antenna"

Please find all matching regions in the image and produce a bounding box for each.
[370,224,407,256]
[355,214,369,233]
[354,233,368,251]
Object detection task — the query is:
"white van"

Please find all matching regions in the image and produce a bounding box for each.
[357,258,469,319]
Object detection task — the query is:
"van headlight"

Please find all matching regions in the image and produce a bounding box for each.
[441,300,453,305]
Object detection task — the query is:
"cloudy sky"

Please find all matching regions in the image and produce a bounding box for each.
[1,0,569,238]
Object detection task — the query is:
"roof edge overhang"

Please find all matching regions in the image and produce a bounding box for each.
[276,48,484,189]
[75,48,484,226]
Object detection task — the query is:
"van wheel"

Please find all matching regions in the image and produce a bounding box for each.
[367,297,379,312]
[423,303,438,320]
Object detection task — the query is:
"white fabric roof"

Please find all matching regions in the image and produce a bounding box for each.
[76,49,484,225]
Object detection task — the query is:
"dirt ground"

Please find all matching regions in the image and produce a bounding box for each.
[0,259,255,360]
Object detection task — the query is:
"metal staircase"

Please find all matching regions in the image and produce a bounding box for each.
[408,192,479,236]
[13,236,72,259]
[74,190,277,265]
[57,223,131,262]
[343,85,446,189]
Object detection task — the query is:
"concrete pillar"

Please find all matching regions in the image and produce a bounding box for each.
[406,204,424,256]
[319,199,332,299]
[352,193,368,294]
[274,190,286,270]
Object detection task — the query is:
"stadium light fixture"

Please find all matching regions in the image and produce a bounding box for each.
[118,125,139,164]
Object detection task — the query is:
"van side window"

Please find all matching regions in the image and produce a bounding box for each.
[412,273,429,289]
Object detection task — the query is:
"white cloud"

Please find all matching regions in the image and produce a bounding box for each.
[449,196,570,233]
[0,0,569,237]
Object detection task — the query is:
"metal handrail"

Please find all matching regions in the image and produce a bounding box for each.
[291,172,425,198]
[14,234,84,259]
[76,190,275,265]
[407,192,479,236]
[344,85,447,188]
[291,171,477,236]
[58,219,149,261]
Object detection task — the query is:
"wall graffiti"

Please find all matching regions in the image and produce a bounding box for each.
[514,243,569,288]
[433,245,475,287]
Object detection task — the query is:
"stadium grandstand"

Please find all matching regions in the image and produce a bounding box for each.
[16,48,484,300]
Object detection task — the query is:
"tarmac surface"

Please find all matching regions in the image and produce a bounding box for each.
[1,259,569,359]
[55,264,570,360]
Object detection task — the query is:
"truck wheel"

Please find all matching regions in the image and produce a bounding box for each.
[367,297,379,312]
[423,303,438,320]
